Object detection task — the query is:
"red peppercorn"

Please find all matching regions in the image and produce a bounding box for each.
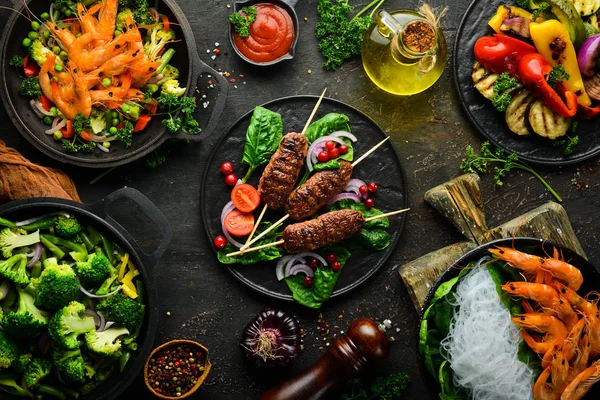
[214,49,221,55]
[317,151,330,163]
[328,148,340,159]
[367,182,377,193]
[224,173,238,186]
[326,253,337,264]
[339,144,349,154]
[364,198,375,208]
[359,185,368,195]
[304,276,313,287]
[331,261,341,271]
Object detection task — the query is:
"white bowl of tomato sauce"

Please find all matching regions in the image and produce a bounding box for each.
[229,0,299,66]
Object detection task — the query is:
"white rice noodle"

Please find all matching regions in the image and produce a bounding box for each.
[440,266,535,400]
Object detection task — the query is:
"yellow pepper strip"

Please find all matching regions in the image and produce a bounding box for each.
[121,265,139,299]
[118,253,129,282]
[488,5,540,33]
[530,20,591,106]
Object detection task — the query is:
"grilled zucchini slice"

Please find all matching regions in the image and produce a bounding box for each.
[472,61,498,100]
[528,99,571,139]
[505,90,535,136]
[573,0,600,16]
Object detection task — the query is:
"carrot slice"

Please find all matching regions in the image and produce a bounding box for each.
[162,15,170,33]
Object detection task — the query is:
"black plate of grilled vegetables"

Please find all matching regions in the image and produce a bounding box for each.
[455,0,600,165]
[200,96,407,307]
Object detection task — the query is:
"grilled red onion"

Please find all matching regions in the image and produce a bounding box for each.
[584,74,600,100]
[578,34,600,77]
[326,192,362,208]
[78,278,121,298]
[240,308,301,368]
[500,17,531,39]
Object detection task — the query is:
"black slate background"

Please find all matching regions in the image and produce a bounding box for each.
[1,0,600,399]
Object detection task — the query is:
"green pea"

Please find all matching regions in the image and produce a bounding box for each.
[114,30,122,36]
[31,21,40,30]
[103,141,111,148]
[102,78,112,87]
[122,104,131,113]
[112,118,120,126]
[111,111,118,119]
[60,6,67,13]
[109,127,117,134]
[52,46,61,54]
[43,116,53,125]
[41,12,49,21]
[59,51,68,61]
[53,131,63,141]
[22,38,31,47]
[54,64,63,72]
[28,31,38,40]
[64,9,72,17]
[43,30,50,40]
[76,33,81,38]
[50,106,58,117]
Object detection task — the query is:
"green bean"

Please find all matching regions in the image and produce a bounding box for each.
[38,384,66,400]
[136,280,144,304]
[20,216,57,231]
[31,261,42,278]
[156,48,175,74]
[119,352,131,372]
[79,231,95,251]
[86,226,103,246]
[40,247,47,263]
[0,217,16,228]
[40,236,66,260]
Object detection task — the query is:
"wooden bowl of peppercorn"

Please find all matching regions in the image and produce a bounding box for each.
[144,340,212,399]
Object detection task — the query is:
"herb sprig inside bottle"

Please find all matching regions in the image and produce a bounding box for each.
[229,6,258,37]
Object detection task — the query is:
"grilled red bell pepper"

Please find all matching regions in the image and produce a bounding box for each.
[22,55,39,78]
[474,34,536,76]
[576,103,600,119]
[518,53,577,117]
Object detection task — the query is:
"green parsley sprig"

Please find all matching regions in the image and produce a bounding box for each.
[492,72,519,112]
[8,56,24,68]
[552,122,579,156]
[460,141,562,202]
[156,92,201,134]
[531,2,550,20]
[547,64,570,88]
[229,7,257,38]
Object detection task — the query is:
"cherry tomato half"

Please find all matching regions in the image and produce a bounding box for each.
[317,151,330,163]
[331,261,341,272]
[368,182,378,193]
[213,235,227,249]
[223,209,254,237]
[303,276,314,287]
[339,144,349,155]
[231,183,261,213]
[364,198,375,209]
[329,148,340,159]
[359,185,368,195]
[325,140,335,150]
[220,162,234,175]
[225,174,238,187]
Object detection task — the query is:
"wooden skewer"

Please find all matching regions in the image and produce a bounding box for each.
[242,89,328,249]
[240,136,392,251]
[227,208,410,257]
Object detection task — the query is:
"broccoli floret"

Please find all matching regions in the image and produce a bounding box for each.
[12,354,31,375]
[24,358,51,388]
[0,374,30,397]
[132,0,157,26]
[85,327,129,357]
[0,228,40,258]
[51,347,86,382]
[19,77,42,98]
[156,64,179,86]
[49,301,96,349]
[0,254,28,286]
[2,287,49,338]
[75,252,110,284]
[55,216,82,238]
[0,332,19,370]
[35,259,80,310]
[121,102,143,120]
[96,293,144,330]
[161,79,185,97]
[115,8,134,31]
[89,111,107,135]
[144,24,176,60]
[28,40,55,67]
[492,72,519,112]
[40,234,87,262]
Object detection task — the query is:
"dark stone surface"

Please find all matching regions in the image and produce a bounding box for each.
[1,0,600,399]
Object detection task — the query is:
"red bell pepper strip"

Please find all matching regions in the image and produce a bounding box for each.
[61,120,74,139]
[22,55,39,78]
[133,114,152,132]
[474,34,536,77]
[518,53,578,118]
[39,95,52,111]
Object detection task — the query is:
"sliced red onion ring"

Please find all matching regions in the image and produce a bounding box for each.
[78,279,122,298]
[96,143,110,153]
[331,131,357,142]
[283,252,328,278]
[287,263,314,278]
[326,192,363,208]
[147,73,164,84]
[16,212,70,226]
[96,311,107,332]
[0,281,10,301]
[104,321,115,331]
[45,118,66,135]
[221,201,245,248]
[49,3,55,23]
[344,178,368,199]
[27,243,43,267]
[307,136,347,172]
[84,309,101,328]
[276,255,294,281]
[30,100,44,119]
[32,99,53,117]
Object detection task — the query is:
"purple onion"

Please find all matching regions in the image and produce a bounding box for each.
[240,308,301,368]
[26,243,43,267]
[578,34,600,77]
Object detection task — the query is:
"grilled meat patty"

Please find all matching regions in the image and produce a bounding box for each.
[285,160,353,221]
[283,210,365,254]
[258,133,309,210]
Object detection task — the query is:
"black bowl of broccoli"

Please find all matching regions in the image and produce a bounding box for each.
[0,188,171,399]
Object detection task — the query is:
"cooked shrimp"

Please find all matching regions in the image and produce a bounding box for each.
[97,0,118,39]
[554,283,598,317]
[44,21,76,52]
[569,333,591,381]
[77,3,99,36]
[512,314,568,355]
[69,62,92,117]
[502,282,579,330]
[560,359,600,400]
[562,319,586,363]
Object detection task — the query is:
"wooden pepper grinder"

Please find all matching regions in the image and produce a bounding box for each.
[260,318,391,400]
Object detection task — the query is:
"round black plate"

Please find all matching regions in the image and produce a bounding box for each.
[454,0,600,165]
[201,95,407,302]
[417,237,600,399]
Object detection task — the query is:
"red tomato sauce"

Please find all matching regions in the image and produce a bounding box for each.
[233,3,295,63]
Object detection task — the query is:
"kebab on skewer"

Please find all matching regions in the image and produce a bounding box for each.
[227,208,409,257]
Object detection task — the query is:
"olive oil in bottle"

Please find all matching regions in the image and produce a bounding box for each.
[362,7,447,95]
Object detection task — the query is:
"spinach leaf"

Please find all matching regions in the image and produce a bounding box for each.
[241,106,283,182]
[284,245,351,309]
[329,199,391,250]
[356,229,390,251]
[439,361,468,400]
[313,160,340,171]
[304,113,351,143]
[217,222,282,265]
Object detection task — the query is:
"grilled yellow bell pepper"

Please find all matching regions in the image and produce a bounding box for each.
[121,261,139,299]
[488,5,538,33]
[530,20,591,106]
